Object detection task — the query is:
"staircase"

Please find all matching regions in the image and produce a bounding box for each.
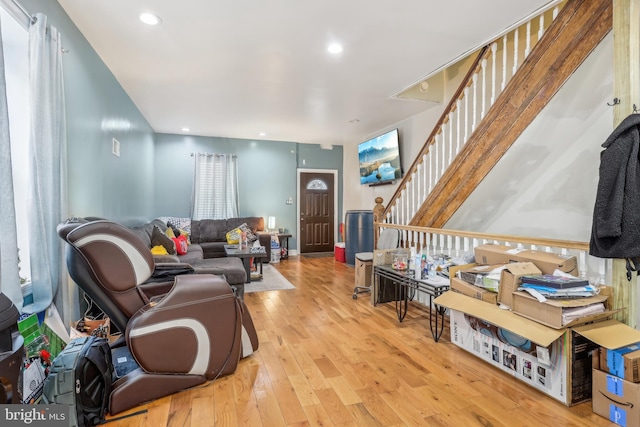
[370,0,615,301]
[381,0,612,229]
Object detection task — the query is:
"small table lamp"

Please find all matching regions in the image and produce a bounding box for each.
[268,216,276,233]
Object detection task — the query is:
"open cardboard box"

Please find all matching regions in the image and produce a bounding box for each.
[434,290,628,406]
[456,263,507,292]
[599,342,640,383]
[585,319,640,382]
[511,287,613,329]
[582,320,640,426]
[450,277,498,304]
[474,244,578,275]
[498,262,542,308]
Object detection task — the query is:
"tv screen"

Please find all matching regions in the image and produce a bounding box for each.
[358,128,402,185]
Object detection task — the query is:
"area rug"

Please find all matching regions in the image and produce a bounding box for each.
[244,264,296,293]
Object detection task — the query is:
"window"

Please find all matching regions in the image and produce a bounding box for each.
[306,179,328,190]
[191,153,239,220]
[1,6,31,286]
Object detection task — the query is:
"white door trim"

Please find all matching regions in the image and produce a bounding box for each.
[296,168,339,255]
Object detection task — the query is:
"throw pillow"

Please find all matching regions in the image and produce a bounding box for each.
[226,227,242,244]
[172,235,188,255]
[151,245,169,255]
[238,223,258,242]
[151,225,176,254]
[165,227,176,239]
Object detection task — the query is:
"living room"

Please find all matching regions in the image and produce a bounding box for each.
[0,0,628,425]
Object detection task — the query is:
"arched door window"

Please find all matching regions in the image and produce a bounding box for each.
[306,179,328,190]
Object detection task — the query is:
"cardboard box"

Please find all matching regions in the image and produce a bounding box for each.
[457,264,507,292]
[436,291,598,405]
[498,262,542,308]
[599,343,640,383]
[355,257,372,288]
[474,244,578,275]
[592,368,640,426]
[511,288,612,329]
[450,277,498,304]
[436,291,640,407]
[585,319,640,385]
[448,263,477,282]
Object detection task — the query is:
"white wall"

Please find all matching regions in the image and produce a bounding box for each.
[343,106,445,213]
[344,32,614,243]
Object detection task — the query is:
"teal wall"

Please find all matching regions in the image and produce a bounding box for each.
[20,0,344,250]
[154,134,344,252]
[22,0,156,226]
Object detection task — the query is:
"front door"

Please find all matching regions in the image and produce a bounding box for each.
[299,172,335,253]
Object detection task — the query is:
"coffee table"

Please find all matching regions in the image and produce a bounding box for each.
[224,245,267,283]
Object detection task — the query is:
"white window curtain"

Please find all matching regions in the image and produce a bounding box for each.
[24,13,69,316]
[0,14,23,310]
[191,153,239,220]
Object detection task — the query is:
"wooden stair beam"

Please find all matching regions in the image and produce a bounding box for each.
[411,0,612,228]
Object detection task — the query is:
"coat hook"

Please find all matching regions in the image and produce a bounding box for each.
[607,98,621,106]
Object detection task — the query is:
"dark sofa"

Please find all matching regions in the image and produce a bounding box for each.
[190,217,272,260]
[129,216,274,299]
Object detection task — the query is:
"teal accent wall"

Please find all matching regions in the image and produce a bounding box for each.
[22,0,156,226]
[20,0,344,248]
[154,135,343,252]
[297,144,344,235]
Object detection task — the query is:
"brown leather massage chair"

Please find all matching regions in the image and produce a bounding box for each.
[57,219,258,414]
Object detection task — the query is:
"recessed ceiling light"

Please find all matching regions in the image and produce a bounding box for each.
[139,12,162,25]
[259,132,266,136]
[327,43,343,54]
[182,127,190,132]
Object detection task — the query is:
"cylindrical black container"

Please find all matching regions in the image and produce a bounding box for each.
[345,210,374,266]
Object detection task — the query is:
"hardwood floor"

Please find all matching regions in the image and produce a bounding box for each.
[105,256,616,426]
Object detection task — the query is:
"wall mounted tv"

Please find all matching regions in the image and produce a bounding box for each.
[358,128,402,186]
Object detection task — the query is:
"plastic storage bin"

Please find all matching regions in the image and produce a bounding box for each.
[344,210,374,266]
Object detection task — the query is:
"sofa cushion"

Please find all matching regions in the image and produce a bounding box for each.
[189,257,247,286]
[191,219,228,243]
[226,217,264,235]
[130,222,154,247]
[199,241,228,258]
[178,244,203,263]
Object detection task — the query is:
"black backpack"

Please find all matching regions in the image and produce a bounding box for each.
[43,336,113,427]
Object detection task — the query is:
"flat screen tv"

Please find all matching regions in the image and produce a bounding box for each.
[358,128,402,185]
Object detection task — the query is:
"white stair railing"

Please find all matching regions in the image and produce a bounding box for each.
[383,1,565,228]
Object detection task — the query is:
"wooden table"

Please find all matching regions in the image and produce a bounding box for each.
[373,264,450,342]
[224,245,267,283]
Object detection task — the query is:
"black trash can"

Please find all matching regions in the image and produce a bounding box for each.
[345,210,374,266]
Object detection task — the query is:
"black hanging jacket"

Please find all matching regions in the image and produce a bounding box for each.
[590,114,640,277]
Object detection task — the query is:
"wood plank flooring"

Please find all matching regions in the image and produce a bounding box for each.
[105,256,616,426]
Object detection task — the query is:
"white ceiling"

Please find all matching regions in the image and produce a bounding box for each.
[57,0,554,145]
